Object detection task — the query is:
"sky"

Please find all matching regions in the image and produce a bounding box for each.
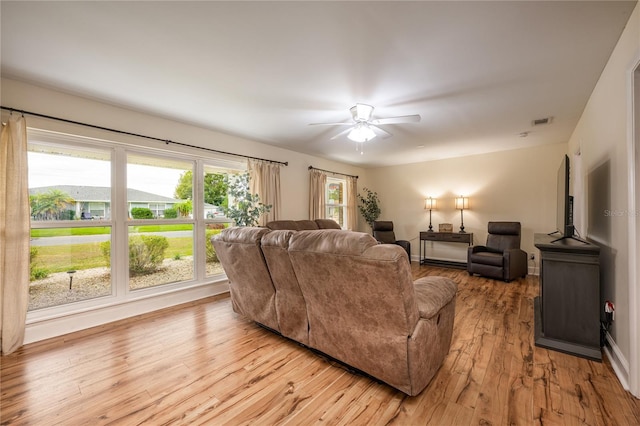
[28,152,185,198]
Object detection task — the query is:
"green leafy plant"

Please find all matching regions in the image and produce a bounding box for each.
[29,247,49,281]
[163,207,178,219]
[131,207,154,219]
[100,235,169,275]
[175,170,228,207]
[223,174,272,227]
[29,189,75,221]
[357,187,381,232]
[129,235,169,275]
[174,200,192,217]
[100,241,111,267]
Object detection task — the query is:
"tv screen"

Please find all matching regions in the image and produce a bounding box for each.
[556,154,574,237]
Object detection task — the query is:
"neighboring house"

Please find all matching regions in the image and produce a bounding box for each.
[29,185,183,219]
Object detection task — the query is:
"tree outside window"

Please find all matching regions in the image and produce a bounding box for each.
[326,177,346,228]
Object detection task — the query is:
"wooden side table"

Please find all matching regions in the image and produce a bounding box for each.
[419,231,473,269]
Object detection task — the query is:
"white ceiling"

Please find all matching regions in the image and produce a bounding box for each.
[1,1,636,167]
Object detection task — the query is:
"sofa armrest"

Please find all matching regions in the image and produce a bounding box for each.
[413,276,457,319]
[394,240,411,261]
[504,248,528,279]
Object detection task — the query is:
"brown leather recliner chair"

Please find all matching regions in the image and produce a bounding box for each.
[467,221,527,282]
[372,221,411,261]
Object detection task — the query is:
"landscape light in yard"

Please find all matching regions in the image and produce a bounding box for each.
[67,270,76,290]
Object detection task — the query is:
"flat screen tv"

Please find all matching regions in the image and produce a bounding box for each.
[554,154,575,240]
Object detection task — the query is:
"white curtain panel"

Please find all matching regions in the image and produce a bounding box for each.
[308,169,326,220]
[0,115,30,355]
[247,159,282,226]
[346,176,358,231]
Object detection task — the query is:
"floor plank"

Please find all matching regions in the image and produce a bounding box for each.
[1,266,639,425]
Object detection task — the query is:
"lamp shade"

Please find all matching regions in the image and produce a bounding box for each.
[455,196,469,210]
[424,197,436,210]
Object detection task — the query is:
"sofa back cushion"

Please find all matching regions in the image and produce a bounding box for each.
[314,218,342,229]
[486,221,521,251]
[265,220,301,230]
[288,229,420,390]
[261,230,309,344]
[266,220,321,231]
[372,220,397,244]
[211,227,279,331]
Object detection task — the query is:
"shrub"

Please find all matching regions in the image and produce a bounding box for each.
[100,241,111,267]
[100,235,169,275]
[59,210,75,220]
[129,235,169,275]
[163,208,178,219]
[29,247,49,281]
[131,207,154,219]
[175,200,192,217]
[31,267,50,281]
[206,229,222,263]
[206,223,227,230]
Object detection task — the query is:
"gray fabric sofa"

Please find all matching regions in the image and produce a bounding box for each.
[212,227,458,396]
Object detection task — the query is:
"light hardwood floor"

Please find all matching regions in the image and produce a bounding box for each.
[1,265,639,425]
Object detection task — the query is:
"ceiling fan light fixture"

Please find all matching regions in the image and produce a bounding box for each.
[351,103,374,122]
[347,123,376,142]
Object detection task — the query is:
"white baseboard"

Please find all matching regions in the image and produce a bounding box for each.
[603,331,631,392]
[24,280,230,345]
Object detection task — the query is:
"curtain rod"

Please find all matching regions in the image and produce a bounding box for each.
[308,165,358,179]
[1,106,288,166]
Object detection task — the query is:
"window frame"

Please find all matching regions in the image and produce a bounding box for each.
[26,128,243,320]
[325,176,347,229]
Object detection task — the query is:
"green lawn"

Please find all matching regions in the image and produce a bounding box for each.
[33,243,109,273]
[31,227,112,238]
[33,237,196,274]
[31,224,194,238]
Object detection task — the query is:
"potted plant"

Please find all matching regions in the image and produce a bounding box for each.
[357,187,381,233]
[223,173,272,227]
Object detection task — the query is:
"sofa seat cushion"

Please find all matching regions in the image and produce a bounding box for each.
[413,277,458,319]
[469,251,504,267]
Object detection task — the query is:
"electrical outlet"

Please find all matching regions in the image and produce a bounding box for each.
[530,253,535,260]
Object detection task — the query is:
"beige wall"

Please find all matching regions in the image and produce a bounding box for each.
[0,78,366,222]
[1,77,368,342]
[365,143,567,266]
[567,3,639,395]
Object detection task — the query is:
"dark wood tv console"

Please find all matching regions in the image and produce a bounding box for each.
[534,233,601,360]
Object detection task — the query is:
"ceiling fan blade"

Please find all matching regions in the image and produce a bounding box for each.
[330,127,355,140]
[308,122,353,126]
[371,125,392,139]
[370,114,421,125]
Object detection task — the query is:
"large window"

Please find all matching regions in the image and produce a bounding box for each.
[127,153,196,289]
[326,177,347,228]
[27,129,241,313]
[28,139,113,310]
[203,163,237,277]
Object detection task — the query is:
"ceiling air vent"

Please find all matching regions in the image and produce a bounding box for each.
[532,117,553,126]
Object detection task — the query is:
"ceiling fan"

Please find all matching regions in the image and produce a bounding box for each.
[309,103,421,143]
